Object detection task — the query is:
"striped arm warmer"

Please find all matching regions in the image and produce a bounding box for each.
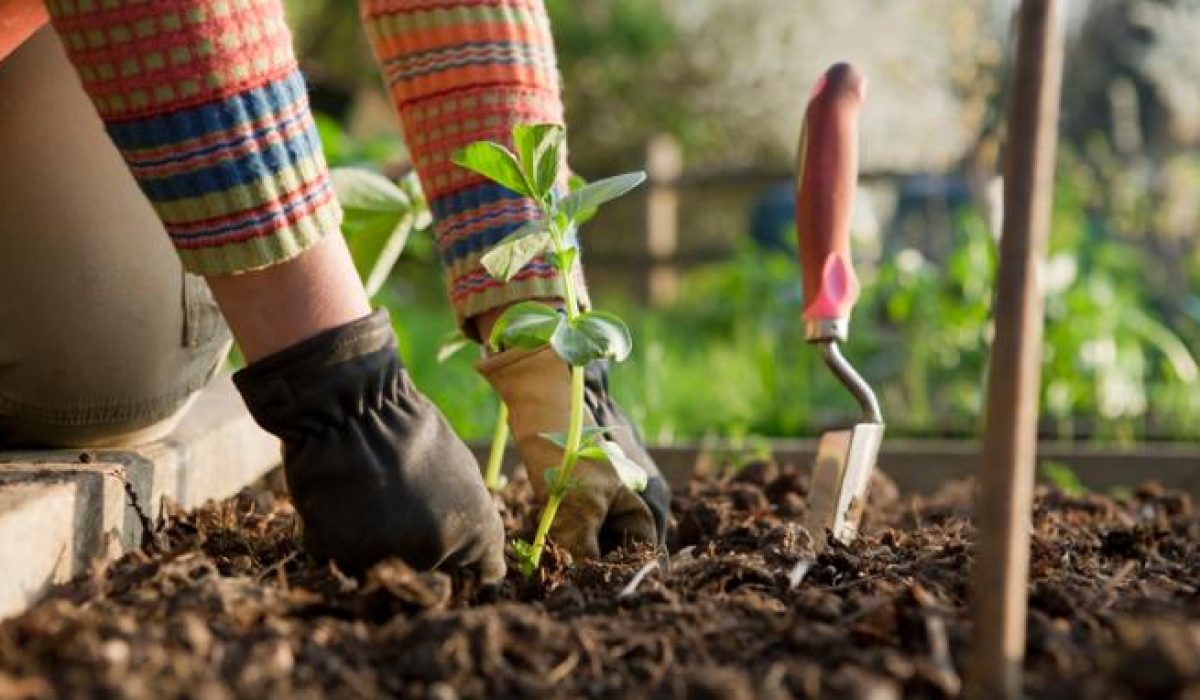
[360,0,588,329]
[45,0,340,275]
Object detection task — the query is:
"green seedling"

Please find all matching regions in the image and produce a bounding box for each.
[330,168,431,298]
[483,403,511,492]
[453,124,649,576]
[437,329,510,492]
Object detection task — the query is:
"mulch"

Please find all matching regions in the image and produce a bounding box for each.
[1,459,1198,699]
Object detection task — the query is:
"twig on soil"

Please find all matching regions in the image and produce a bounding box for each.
[544,651,579,685]
[257,551,299,588]
[304,643,375,697]
[619,559,661,599]
[924,613,963,695]
[911,583,963,695]
[672,545,696,565]
[571,627,604,678]
[842,597,891,625]
[788,560,814,590]
[1093,560,1137,608]
[827,573,887,592]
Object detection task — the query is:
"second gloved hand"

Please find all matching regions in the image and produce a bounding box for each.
[234,310,506,582]
[479,346,671,559]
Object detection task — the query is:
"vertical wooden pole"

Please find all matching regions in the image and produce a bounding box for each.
[645,134,682,306]
[968,2,1064,699]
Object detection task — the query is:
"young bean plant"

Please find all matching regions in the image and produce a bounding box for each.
[453,124,650,576]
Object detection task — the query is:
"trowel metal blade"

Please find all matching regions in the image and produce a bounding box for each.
[804,422,885,549]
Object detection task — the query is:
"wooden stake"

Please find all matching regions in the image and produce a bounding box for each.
[967,2,1064,699]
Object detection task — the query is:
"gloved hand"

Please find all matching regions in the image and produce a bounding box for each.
[478,346,671,559]
[234,309,505,582]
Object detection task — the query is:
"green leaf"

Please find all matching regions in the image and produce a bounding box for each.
[512,538,537,577]
[542,468,582,496]
[398,171,433,230]
[489,301,563,351]
[1122,306,1199,383]
[577,444,608,460]
[331,168,417,295]
[331,167,410,215]
[534,133,565,198]
[539,427,608,450]
[566,174,598,225]
[548,310,633,366]
[553,246,578,275]
[436,330,472,364]
[341,211,405,289]
[513,124,564,200]
[549,322,606,366]
[362,215,414,297]
[1040,461,1085,497]
[574,311,633,362]
[315,114,350,165]
[559,172,647,222]
[479,221,552,281]
[451,141,533,197]
[580,429,607,447]
[598,439,649,492]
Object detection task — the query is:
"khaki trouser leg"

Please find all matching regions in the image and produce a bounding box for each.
[0,27,231,448]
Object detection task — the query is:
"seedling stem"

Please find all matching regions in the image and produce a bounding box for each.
[483,403,509,491]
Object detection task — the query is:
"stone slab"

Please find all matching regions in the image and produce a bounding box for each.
[0,376,279,619]
[0,481,87,619]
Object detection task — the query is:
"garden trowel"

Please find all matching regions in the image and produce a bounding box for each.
[795,63,885,549]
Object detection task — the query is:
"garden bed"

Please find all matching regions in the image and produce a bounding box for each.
[1,461,1197,699]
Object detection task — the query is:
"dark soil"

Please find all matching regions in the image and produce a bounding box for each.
[1,461,1198,699]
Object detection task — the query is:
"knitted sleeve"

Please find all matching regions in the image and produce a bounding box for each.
[45,0,341,275]
[360,0,587,329]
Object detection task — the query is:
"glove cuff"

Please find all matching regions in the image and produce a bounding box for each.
[477,346,573,442]
[233,308,397,437]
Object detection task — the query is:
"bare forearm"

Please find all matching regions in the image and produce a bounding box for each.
[207,236,370,362]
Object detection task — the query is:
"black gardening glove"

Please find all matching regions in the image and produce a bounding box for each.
[234,309,505,582]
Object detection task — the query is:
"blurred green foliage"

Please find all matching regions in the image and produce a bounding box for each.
[542,0,708,170]
[610,201,1197,443]
[1040,461,1087,496]
[319,113,1200,443]
[318,112,1200,444]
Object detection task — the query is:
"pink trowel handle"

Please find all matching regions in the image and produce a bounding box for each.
[795,63,867,342]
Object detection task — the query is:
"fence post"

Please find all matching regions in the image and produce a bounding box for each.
[645,134,683,306]
[967,1,1065,699]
